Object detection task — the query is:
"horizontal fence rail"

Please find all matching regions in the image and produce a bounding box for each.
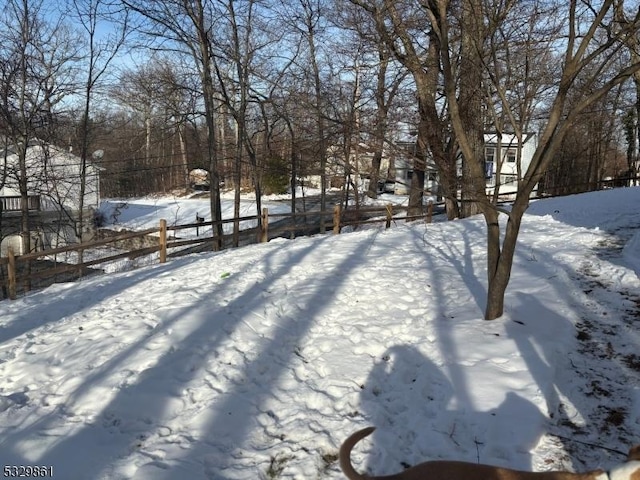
[0,202,434,300]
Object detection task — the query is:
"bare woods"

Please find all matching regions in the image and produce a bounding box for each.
[1,0,639,318]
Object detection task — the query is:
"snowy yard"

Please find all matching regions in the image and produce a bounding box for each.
[98,192,292,234]
[0,188,639,479]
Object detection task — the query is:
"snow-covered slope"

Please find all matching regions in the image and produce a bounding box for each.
[1,188,639,479]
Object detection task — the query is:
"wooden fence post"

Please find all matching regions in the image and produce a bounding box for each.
[385,204,393,229]
[260,208,269,242]
[333,204,341,234]
[427,201,433,224]
[195,213,205,236]
[159,219,167,264]
[7,247,16,300]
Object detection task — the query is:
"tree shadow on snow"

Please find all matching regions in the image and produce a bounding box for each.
[506,289,639,471]
[407,221,487,314]
[512,222,640,467]
[358,344,545,476]
[382,221,636,474]
[0,233,377,479]
[0,256,198,345]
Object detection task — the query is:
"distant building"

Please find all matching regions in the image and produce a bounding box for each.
[483,133,538,196]
[393,132,538,198]
[0,139,101,255]
[392,139,438,196]
[321,142,394,193]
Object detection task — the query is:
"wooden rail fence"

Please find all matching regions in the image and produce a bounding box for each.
[0,202,434,300]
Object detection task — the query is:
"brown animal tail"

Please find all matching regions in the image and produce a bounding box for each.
[339,426,376,480]
[628,445,640,461]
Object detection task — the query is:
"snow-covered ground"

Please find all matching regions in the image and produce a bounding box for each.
[90,190,415,274]
[98,193,291,233]
[98,188,415,234]
[1,188,639,479]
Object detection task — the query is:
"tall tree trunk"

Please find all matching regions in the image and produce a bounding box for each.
[484,204,524,320]
[178,124,189,188]
[422,27,461,219]
[286,120,297,238]
[18,146,31,256]
[408,137,426,217]
[367,45,392,199]
[458,0,485,218]
[233,117,242,247]
[367,149,383,199]
[304,14,327,231]
[633,73,640,186]
[193,0,223,250]
[615,1,640,186]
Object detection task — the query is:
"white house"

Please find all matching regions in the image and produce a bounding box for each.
[392,139,439,196]
[322,142,394,193]
[393,132,538,198]
[483,133,538,196]
[0,139,101,255]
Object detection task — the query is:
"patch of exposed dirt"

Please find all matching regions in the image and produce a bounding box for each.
[547,248,640,470]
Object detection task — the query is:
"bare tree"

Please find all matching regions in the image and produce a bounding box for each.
[66,0,128,252]
[348,0,462,219]
[0,0,79,258]
[616,2,640,186]
[455,0,485,218]
[211,0,266,246]
[152,60,201,191]
[333,2,409,201]
[351,0,640,320]
[482,1,561,203]
[122,0,224,249]
[622,106,638,185]
[543,84,625,195]
[428,0,640,319]
[277,0,332,229]
[112,62,163,181]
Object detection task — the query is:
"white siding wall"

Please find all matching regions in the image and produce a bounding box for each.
[484,133,538,196]
[1,143,100,212]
